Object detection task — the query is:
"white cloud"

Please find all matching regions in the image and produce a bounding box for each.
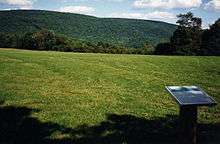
[96,0,124,1]
[146,11,175,19]
[0,0,33,9]
[133,0,202,9]
[106,0,124,1]
[63,0,124,2]
[59,6,95,15]
[109,11,176,23]
[204,0,220,10]
[109,12,143,20]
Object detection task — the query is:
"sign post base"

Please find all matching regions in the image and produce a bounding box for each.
[179,106,197,144]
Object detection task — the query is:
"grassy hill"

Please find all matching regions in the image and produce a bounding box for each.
[0,10,177,48]
[0,48,219,143]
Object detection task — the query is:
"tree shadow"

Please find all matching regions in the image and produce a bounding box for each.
[60,114,178,144]
[0,101,220,144]
[0,101,64,144]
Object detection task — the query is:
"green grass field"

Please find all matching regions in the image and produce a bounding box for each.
[0,48,220,143]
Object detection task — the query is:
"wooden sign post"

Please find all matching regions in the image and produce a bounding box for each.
[166,86,217,144]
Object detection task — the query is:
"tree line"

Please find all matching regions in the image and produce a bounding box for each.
[0,29,154,55]
[155,12,220,56]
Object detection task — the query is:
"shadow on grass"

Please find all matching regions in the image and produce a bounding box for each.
[0,102,220,144]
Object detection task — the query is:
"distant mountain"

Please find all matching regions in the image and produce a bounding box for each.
[0,10,177,48]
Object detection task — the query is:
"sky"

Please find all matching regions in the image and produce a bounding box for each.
[0,0,220,28]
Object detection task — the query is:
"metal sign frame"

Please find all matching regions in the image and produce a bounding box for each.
[166,86,217,106]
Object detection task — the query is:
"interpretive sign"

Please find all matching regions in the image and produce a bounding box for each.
[166,86,217,106]
[166,86,217,144]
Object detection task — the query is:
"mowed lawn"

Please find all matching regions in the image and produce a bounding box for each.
[0,48,220,143]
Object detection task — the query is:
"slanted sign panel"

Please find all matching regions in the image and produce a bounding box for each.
[166,86,217,106]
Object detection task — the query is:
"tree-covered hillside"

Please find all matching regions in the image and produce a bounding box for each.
[0,10,177,48]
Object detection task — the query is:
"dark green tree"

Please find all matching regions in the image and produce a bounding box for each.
[154,42,175,55]
[141,42,155,55]
[32,29,56,50]
[0,33,7,48]
[176,12,202,28]
[170,12,202,55]
[20,32,37,49]
[0,33,18,48]
[200,18,220,56]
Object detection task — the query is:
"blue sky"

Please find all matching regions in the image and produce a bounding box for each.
[0,0,219,28]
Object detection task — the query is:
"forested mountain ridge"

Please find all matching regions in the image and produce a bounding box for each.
[0,10,177,48]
